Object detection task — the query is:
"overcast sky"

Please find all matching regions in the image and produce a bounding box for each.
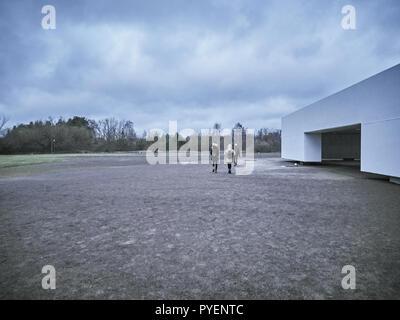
[1,0,399,133]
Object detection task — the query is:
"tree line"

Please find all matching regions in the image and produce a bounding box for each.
[0,116,281,154]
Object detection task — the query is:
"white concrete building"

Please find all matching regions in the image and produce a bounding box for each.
[281,64,400,179]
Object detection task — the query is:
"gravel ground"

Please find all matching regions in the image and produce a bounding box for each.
[0,154,399,299]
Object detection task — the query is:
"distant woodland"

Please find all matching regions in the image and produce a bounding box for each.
[0,115,281,154]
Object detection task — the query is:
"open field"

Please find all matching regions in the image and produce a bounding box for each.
[0,154,399,299]
[0,154,73,169]
[0,152,147,169]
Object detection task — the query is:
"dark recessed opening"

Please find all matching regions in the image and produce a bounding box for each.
[321,124,361,169]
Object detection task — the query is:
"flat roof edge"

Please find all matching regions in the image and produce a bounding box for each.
[282,63,400,119]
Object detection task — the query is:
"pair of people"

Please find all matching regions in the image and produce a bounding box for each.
[210,143,238,174]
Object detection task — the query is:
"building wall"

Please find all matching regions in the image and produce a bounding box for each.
[362,118,400,177]
[281,64,400,177]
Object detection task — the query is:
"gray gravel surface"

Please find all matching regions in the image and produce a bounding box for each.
[0,154,399,299]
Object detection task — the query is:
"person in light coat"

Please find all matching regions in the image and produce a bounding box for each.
[211,143,220,173]
[224,144,235,174]
[233,143,241,166]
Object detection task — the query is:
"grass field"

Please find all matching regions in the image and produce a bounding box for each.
[0,152,147,169]
[0,154,74,169]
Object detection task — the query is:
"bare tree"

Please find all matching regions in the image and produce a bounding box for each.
[98,118,118,142]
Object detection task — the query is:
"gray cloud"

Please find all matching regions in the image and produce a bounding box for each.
[1,0,400,133]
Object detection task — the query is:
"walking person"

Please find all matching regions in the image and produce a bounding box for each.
[211,143,219,173]
[234,143,241,166]
[224,144,235,174]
